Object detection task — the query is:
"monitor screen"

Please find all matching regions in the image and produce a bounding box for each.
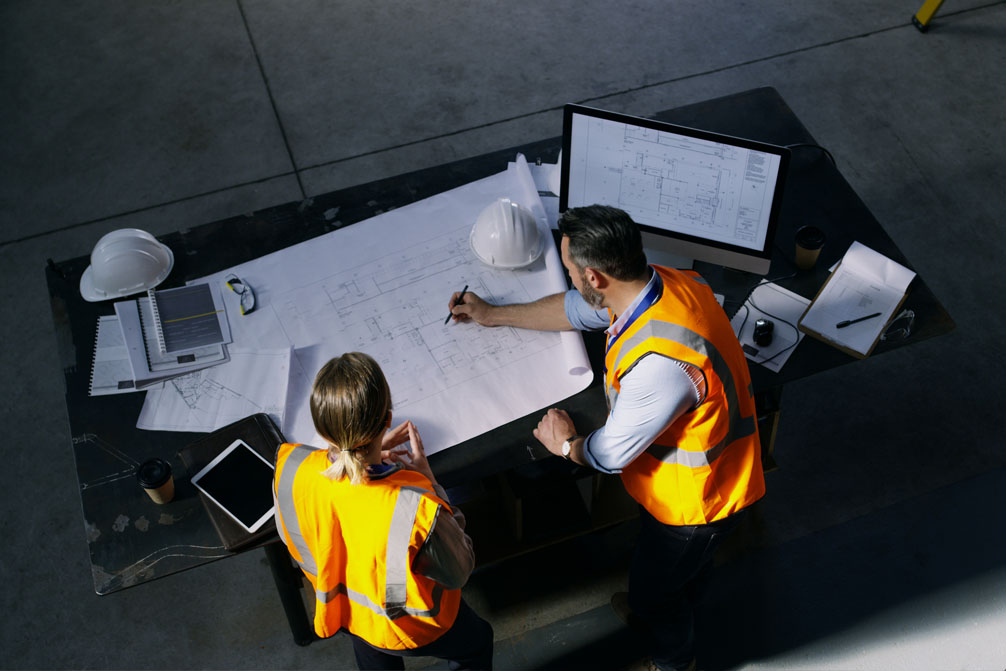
[560,104,789,275]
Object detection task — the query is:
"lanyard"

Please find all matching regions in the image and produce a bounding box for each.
[605,271,663,359]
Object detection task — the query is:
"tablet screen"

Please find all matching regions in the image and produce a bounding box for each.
[191,439,275,533]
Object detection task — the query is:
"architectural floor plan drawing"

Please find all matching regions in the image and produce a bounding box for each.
[572,118,777,250]
[137,348,290,433]
[162,161,592,454]
[618,127,750,240]
[272,224,555,410]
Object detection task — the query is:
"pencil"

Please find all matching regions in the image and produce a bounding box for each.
[445,285,468,325]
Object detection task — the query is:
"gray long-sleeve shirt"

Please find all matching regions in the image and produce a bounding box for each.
[369,463,475,590]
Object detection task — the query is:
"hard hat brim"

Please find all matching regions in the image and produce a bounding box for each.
[79,239,174,302]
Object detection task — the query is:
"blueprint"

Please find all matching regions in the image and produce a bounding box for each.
[140,158,592,454]
[136,348,291,433]
[271,225,558,411]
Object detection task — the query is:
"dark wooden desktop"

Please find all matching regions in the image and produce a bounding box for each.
[45,87,953,645]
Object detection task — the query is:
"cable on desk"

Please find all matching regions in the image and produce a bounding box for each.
[785,142,836,167]
[734,281,801,366]
[725,271,798,320]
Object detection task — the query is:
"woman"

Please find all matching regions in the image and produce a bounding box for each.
[273,352,493,670]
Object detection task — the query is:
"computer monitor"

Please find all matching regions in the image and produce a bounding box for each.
[560,104,790,275]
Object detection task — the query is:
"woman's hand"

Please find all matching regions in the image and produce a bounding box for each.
[381,420,411,455]
[403,422,437,484]
[382,421,437,484]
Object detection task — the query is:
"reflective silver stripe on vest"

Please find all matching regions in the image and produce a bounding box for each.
[317,583,444,619]
[612,319,755,467]
[275,445,320,578]
[384,486,425,618]
[280,472,442,619]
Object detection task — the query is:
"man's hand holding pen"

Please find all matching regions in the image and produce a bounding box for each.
[447,289,496,326]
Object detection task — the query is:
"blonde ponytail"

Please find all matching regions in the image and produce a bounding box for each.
[310,352,392,485]
[321,447,370,485]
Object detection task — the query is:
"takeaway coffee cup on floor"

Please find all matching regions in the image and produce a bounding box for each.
[795,225,826,270]
[136,458,174,504]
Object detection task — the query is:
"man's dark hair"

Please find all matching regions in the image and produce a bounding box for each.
[558,205,649,281]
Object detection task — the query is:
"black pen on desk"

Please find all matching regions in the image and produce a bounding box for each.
[836,312,881,329]
[445,285,468,324]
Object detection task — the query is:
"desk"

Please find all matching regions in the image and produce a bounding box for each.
[46,86,953,645]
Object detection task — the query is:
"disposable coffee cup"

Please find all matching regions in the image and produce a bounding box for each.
[136,458,174,504]
[795,225,826,270]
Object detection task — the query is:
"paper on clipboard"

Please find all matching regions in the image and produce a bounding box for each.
[798,241,915,358]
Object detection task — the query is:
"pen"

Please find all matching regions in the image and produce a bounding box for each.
[836,312,881,329]
[445,285,468,324]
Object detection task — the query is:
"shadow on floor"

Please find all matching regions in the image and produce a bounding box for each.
[695,467,1006,670]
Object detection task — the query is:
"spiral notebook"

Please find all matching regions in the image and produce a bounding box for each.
[144,283,231,356]
[113,298,230,389]
[88,315,137,396]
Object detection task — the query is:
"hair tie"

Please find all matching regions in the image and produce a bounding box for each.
[339,444,365,453]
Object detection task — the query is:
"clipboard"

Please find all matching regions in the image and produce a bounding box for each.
[797,242,915,359]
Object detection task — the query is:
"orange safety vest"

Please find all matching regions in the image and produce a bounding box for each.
[273,443,461,648]
[605,265,765,526]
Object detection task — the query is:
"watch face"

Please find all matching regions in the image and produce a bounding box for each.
[562,440,572,456]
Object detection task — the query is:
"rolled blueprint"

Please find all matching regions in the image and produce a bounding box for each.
[508,155,592,377]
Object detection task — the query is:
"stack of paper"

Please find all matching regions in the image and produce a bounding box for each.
[87,282,232,395]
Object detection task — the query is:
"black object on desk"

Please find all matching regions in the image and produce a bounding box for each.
[178,413,283,552]
[45,86,954,645]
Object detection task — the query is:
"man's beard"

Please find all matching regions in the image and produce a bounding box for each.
[580,273,604,309]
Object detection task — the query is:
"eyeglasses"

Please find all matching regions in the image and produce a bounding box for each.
[225,275,256,315]
[881,308,914,342]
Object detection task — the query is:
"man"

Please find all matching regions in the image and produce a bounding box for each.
[448,205,764,671]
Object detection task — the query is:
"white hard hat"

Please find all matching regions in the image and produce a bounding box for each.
[79,228,174,302]
[469,198,544,269]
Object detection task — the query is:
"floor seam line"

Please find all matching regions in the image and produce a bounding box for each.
[236,0,306,200]
[0,172,302,249]
[11,0,1003,248]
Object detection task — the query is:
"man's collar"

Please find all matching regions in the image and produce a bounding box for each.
[605,268,658,338]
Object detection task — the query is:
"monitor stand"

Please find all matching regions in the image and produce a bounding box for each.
[646,246,726,307]
[645,245,694,271]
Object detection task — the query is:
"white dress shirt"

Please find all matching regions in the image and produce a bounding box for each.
[563,273,700,473]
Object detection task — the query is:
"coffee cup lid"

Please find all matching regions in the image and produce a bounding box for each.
[136,458,172,489]
[796,225,826,249]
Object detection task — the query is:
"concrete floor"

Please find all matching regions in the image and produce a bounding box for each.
[3,1,1006,669]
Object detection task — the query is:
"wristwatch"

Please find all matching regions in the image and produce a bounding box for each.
[561,435,578,459]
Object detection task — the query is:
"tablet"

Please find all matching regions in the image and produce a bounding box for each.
[191,439,275,533]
